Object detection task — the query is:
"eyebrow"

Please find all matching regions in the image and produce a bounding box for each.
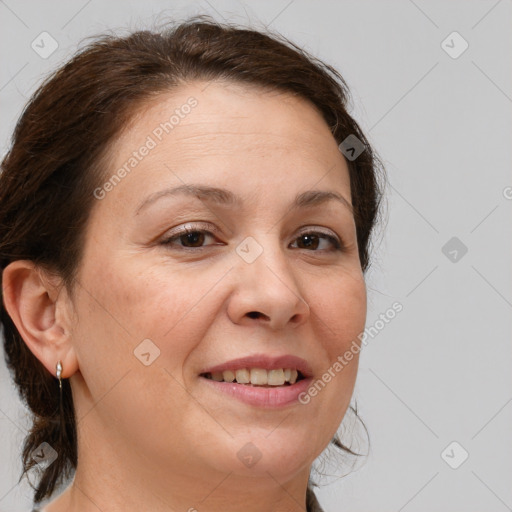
[135,184,352,215]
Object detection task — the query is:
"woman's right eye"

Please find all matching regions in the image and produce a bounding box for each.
[161,227,220,250]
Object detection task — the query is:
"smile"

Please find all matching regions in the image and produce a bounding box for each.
[200,367,303,386]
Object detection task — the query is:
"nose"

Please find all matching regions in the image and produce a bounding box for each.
[226,237,310,330]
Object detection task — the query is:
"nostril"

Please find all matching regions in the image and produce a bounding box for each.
[247,311,262,319]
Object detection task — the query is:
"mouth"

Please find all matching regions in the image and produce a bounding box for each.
[199,369,313,408]
[198,354,313,407]
[200,368,306,387]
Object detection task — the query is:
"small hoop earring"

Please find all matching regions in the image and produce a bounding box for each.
[56,360,63,390]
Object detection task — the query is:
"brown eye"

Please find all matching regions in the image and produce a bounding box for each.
[178,230,207,248]
[291,231,342,252]
[161,228,219,250]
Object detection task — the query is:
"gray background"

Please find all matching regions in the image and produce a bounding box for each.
[1,1,511,511]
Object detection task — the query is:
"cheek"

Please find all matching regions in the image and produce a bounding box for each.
[311,270,367,351]
[78,257,226,374]
[304,272,366,423]
[70,258,220,443]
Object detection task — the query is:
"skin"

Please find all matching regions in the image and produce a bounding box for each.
[3,80,367,512]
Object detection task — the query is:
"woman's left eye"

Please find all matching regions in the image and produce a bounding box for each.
[160,226,342,252]
[290,231,342,251]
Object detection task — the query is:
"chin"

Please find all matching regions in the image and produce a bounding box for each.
[212,433,315,480]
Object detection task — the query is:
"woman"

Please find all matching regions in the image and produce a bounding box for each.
[0,15,383,512]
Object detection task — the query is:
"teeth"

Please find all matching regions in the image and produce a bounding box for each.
[222,370,235,382]
[235,369,250,384]
[206,368,301,386]
[250,368,267,385]
[267,369,285,386]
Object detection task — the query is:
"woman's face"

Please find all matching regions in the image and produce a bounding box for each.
[68,81,366,493]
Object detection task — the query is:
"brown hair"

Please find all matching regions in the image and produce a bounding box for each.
[0,15,383,510]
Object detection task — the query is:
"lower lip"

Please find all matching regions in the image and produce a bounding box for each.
[199,375,313,408]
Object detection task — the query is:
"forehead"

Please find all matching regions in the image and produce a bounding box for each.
[96,81,351,214]
[113,80,341,161]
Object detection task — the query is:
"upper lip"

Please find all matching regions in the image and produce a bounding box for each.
[200,353,313,378]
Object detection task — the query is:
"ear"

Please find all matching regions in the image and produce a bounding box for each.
[2,260,79,379]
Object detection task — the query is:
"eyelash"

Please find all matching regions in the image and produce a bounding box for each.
[160,224,344,252]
